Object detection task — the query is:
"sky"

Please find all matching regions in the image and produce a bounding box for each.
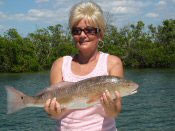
[0,0,175,36]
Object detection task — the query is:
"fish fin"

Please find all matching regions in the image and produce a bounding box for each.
[5,86,27,114]
[52,81,75,88]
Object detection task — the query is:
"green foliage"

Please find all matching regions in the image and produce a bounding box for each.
[157,19,175,44]
[0,19,175,72]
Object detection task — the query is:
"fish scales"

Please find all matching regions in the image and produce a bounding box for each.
[35,84,75,104]
[5,75,139,114]
[35,77,123,104]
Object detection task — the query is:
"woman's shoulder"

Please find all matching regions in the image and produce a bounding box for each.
[52,55,74,68]
[107,54,123,77]
[101,52,121,61]
[52,57,64,67]
[50,57,64,85]
[108,54,122,65]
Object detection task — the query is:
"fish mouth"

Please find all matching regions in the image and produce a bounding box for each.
[130,83,139,95]
[130,89,137,95]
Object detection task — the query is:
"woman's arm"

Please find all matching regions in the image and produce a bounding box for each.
[44,57,66,119]
[108,55,124,78]
[50,57,63,85]
[101,55,123,118]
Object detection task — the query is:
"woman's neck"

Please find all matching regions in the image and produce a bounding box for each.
[76,50,99,64]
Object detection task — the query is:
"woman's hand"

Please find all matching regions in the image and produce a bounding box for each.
[44,97,66,119]
[100,90,122,118]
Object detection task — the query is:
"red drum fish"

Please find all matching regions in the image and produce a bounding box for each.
[5,75,139,114]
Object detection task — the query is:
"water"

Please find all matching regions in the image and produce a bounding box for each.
[0,69,175,131]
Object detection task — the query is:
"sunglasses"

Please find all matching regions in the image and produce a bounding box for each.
[71,26,100,35]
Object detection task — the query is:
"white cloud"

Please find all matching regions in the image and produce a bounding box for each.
[101,0,146,7]
[35,0,49,3]
[4,8,69,26]
[1,0,175,34]
[0,24,8,34]
[0,25,4,29]
[171,0,175,3]
[146,13,159,18]
[112,7,128,14]
[99,0,150,15]
[13,9,57,22]
[0,7,69,25]
[0,11,7,19]
[157,1,167,6]
[28,9,54,18]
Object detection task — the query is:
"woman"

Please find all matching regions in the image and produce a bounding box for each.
[44,1,124,131]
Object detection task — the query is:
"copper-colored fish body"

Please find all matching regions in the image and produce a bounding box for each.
[5,75,139,114]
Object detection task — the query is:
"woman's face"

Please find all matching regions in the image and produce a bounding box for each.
[72,18,101,53]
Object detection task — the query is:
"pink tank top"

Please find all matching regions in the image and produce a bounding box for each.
[56,52,117,131]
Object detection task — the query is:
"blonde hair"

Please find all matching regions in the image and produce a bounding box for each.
[69,1,106,37]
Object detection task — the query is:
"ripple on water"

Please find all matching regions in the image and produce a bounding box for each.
[1,69,175,130]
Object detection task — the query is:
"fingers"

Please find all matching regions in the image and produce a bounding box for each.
[44,99,51,113]
[105,90,113,102]
[100,90,122,118]
[114,91,121,102]
[114,91,122,113]
[44,97,62,115]
[55,100,61,114]
[50,97,57,111]
[101,90,113,106]
[115,91,120,98]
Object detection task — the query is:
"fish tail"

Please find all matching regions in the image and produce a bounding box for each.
[5,86,28,114]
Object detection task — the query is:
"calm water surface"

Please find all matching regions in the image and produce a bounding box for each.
[0,69,175,131]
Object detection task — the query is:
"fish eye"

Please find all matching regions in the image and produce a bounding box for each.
[21,96,23,99]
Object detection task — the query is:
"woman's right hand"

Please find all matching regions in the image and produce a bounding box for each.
[44,97,65,119]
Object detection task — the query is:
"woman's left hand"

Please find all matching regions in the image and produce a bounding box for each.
[100,90,122,118]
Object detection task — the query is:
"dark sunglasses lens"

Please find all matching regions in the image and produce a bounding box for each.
[84,27,97,35]
[72,27,100,35]
[72,28,81,35]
